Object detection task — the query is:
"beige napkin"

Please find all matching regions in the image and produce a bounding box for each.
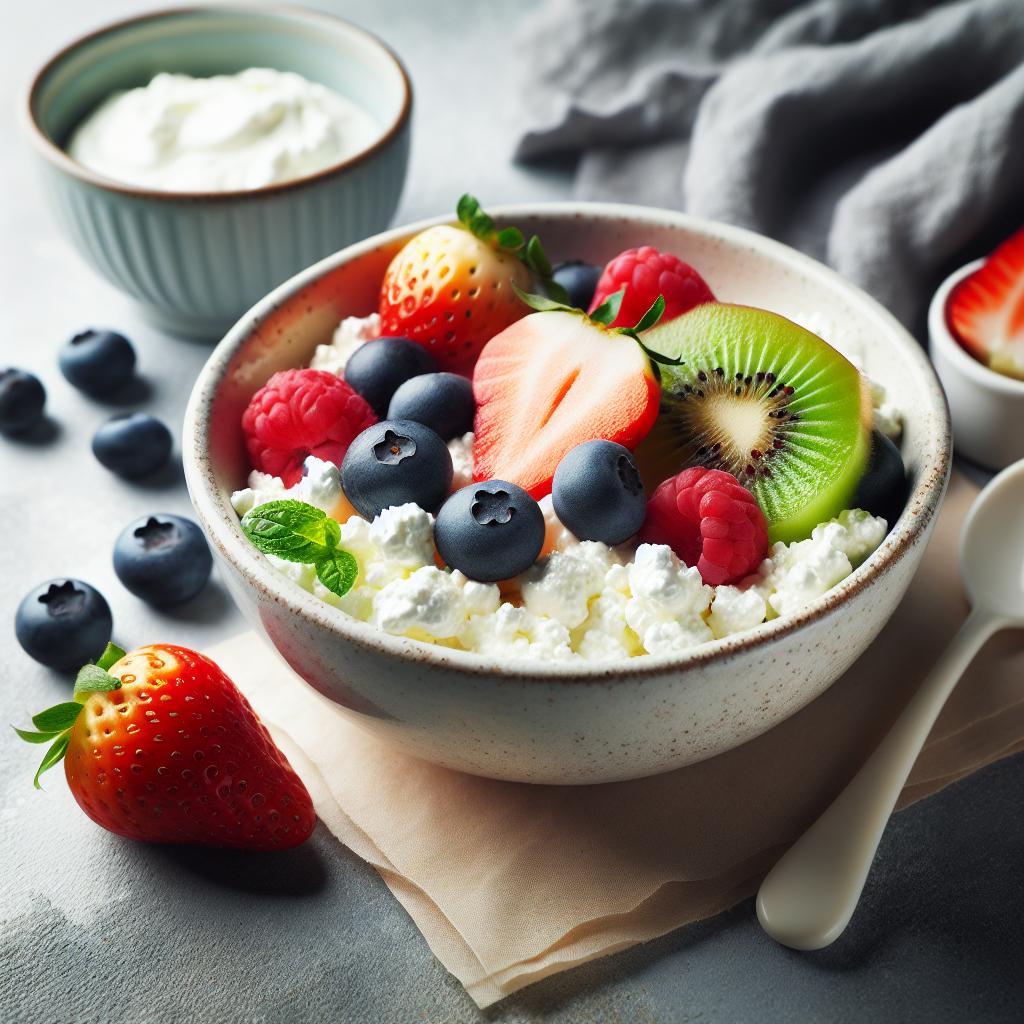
[210,470,1024,1009]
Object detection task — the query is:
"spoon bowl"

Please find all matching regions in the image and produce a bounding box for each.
[960,460,1024,620]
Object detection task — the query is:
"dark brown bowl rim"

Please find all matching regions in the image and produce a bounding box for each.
[23,4,413,203]
[184,203,953,681]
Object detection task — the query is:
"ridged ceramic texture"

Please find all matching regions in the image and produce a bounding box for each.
[25,6,411,338]
[184,205,952,785]
[34,141,409,337]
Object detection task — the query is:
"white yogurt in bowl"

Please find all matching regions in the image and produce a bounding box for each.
[67,68,381,192]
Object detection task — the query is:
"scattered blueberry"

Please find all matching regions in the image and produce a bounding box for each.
[551,261,603,310]
[15,579,112,670]
[341,419,452,519]
[59,329,136,395]
[553,440,646,545]
[435,480,545,582]
[92,412,172,478]
[386,372,475,440]
[344,337,436,416]
[113,514,212,607]
[852,430,907,527]
[0,368,46,433]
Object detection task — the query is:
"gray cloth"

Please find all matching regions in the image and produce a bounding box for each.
[514,0,1024,330]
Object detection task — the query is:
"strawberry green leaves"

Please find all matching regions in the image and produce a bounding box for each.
[455,194,570,304]
[241,500,358,598]
[15,642,127,788]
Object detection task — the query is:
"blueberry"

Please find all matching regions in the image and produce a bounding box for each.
[852,430,907,527]
[386,372,475,440]
[0,368,46,433]
[93,412,172,478]
[344,337,436,416]
[551,261,602,310]
[553,440,646,545]
[59,329,135,395]
[435,480,545,582]
[16,579,112,670]
[341,419,452,519]
[113,514,213,607]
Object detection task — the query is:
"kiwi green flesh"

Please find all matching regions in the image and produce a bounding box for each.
[640,304,871,544]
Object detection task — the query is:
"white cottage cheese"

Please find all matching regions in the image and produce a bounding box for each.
[231,458,888,661]
[68,69,380,193]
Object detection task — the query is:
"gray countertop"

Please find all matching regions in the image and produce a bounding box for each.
[3,3,1023,1022]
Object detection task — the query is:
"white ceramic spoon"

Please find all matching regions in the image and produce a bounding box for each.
[756,459,1024,951]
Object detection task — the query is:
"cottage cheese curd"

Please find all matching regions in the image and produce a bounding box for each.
[68,68,380,192]
[230,458,888,662]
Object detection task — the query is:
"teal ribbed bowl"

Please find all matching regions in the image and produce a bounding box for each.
[24,5,411,339]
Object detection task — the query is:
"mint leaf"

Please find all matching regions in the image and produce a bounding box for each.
[241,500,338,563]
[34,733,70,790]
[14,727,60,744]
[96,643,126,671]
[74,664,121,697]
[32,702,83,733]
[315,548,359,598]
[590,288,624,326]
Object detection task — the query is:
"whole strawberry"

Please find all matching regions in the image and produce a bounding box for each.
[17,643,316,849]
[640,467,768,586]
[243,368,377,486]
[379,195,561,374]
[589,246,715,329]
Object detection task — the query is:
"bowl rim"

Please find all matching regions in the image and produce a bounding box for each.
[22,3,413,203]
[928,257,1024,397]
[184,202,952,681]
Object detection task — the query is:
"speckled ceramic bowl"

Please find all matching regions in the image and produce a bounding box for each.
[183,204,951,784]
[24,5,411,339]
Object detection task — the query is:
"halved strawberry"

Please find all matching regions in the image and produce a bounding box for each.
[947,226,1024,380]
[472,292,666,499]
[379,196,563,375]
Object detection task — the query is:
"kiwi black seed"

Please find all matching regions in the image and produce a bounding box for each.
[638,303,873,543]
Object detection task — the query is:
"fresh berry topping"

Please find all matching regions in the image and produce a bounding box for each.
[16,643,317,848]
[379,195,558,373]
[0,368,46,433]
[552,440,647,545]
[472,309,660,498]
[113,514,213,607]
[340,419,453,519]
[589,246,714,329]
[343,336,437,416]
[15,579,112,669]
[639,467,768,586]
[387,371,475,440]
[242,368,377,487]
[92,412,172,478]
[551,260,602,310]
[435,480,545,582]
[947,226,1024,380]
[59,329,136,395]
[851,430,906,527]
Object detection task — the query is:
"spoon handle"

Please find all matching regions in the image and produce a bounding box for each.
[756,607,1003,951]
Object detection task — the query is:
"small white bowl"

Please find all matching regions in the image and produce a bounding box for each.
[184,204,951,785]
[929,259,1024,470]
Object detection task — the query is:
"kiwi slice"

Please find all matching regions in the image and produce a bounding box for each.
[638,303,872,544]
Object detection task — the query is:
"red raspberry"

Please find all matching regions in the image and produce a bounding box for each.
[639,467,768,586]
[242,369,376,486]
[589,246,715,328]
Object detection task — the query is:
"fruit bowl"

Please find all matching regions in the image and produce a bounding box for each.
[184,204,951,784]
